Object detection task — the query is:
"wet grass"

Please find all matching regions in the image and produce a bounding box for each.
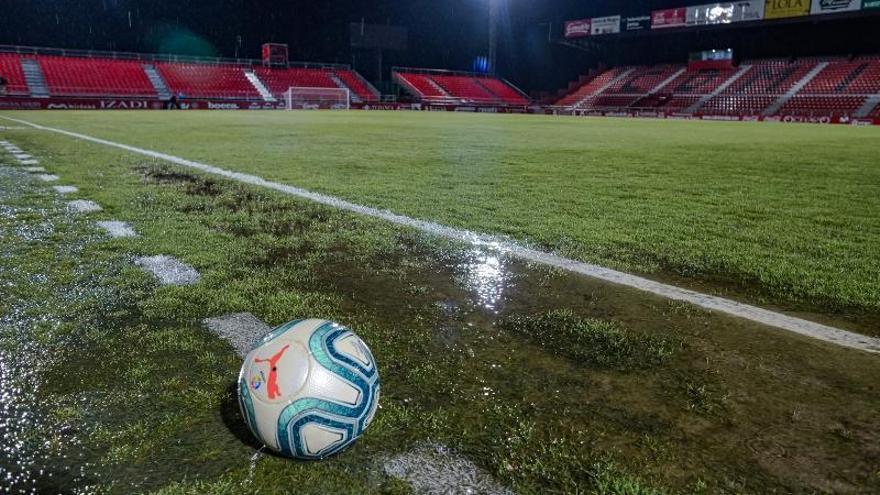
[3,111,880,324]
[1,130,880,494]
[501,310,678,370]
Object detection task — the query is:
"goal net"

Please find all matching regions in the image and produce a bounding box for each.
[284,87,350,110]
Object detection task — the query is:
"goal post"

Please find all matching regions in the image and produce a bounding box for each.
[284,87,350,110]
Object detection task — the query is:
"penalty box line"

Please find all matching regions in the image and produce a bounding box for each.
[2,114,877,355]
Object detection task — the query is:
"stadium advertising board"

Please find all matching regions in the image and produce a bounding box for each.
[564,19,592,38]
[688,3,737,25]
[737,1,767,20]
[865,0,880,8]
[652,8,688,28]
[810,0,861,14]
[591,15,621,35]
[764,0,811,18]
[687,2,765,25]
[624,15,652,31]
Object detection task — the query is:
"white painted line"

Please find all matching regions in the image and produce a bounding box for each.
[52,185,79,194]
[14,153,32,160]
[36,174,59,182]
[3,115,878,354]
[67,200,102,213]
[20,160,39,165]
[203,313,271,358]
[135,255,200,286]
[384,443,513,495]
[96,220,137,238]
[24,167,46,173]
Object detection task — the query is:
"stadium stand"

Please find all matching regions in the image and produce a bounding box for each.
[476,77,529,105]
[157,62,259,100]
[0,53,30,95]
[251,66,378,102]
[37,56,156,97]
[393,69,529,106]
[554,56,880,118]
[1,45,878,120]
[254,67,337,95]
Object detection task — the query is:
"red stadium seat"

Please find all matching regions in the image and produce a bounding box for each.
[395,73,449,98]
[0,53,29,95]
[395,71,528,106]
[476,77,528,105]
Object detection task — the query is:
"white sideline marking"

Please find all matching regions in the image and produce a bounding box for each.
[135,255,200,286]
[96,220,137,238]
[53,185,79,194]
[67,200,102,214]
[37,174,59,182]
[203,313,271,358]
[2,115,878,354]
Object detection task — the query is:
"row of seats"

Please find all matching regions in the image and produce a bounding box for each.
[0,52,379,102]
[157,63,257,99]
[555,56,880,117]
[39,55,156,96]
[394,71,528,106]
[554,67,630,107]
[780,96,866,116]
[604,65,682,94]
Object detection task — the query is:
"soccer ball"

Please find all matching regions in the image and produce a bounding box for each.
[238,319,380,460]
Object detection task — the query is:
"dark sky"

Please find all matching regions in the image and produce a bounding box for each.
[1,1,878,94]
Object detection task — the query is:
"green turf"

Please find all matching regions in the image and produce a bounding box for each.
[2,123,880,494]
[3,110,880,323]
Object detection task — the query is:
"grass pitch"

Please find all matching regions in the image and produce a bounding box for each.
[6,110,880,323]
[1,111,879,494]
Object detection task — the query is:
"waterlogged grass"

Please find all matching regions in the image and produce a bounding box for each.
[2,129,880,494]
[502,310,678,370]
[4,110,880,321]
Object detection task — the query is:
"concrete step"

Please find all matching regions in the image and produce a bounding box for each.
[244,70,275,102]
[855,95,880,118]
[20,58,49,97]
[143,64,172,100]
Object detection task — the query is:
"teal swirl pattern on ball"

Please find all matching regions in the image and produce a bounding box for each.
[275,322,380,459]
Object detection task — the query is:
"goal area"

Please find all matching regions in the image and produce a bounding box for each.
[284,87,350,110]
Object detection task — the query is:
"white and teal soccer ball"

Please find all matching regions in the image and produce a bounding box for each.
[238,319,380,460]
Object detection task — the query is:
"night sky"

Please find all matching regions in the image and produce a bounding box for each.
[1,1,878,94]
